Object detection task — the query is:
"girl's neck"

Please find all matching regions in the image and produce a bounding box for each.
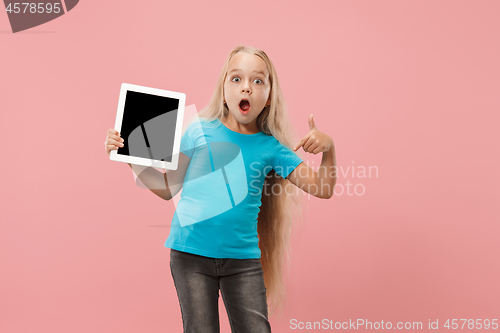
[222,114,260,134]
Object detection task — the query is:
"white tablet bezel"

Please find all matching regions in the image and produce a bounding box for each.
[109,83,186,170]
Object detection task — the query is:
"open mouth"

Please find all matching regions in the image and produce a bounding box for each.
[239,99,251,114]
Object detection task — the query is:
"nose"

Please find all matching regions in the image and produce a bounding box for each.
[241,80,251,94]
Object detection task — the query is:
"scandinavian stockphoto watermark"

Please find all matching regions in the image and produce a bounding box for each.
[4,0,79,33]
[127,106,251,227]
[250,160,378,199]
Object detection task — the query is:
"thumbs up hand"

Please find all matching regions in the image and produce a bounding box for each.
[293,114,334,154]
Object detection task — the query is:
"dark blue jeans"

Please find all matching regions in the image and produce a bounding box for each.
[169,249,272,333]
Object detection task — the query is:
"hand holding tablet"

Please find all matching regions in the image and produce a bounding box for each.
[107,83,186,170]
[105,128,124,155]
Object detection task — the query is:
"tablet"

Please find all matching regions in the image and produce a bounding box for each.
[109,83,186,170]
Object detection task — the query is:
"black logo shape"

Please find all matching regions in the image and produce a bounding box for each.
[4,0,79,33]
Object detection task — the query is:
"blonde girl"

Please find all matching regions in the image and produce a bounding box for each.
[105,45,336,333]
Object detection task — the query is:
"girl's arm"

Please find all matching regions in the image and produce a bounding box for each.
[106,128,191,200]
[128,152,191,200]
[287,115,337,199]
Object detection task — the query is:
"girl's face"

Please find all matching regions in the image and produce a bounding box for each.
[223,52,271,127]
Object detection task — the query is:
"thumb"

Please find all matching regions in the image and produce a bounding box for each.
[308,114,316,131]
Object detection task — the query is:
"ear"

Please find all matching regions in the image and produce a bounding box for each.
[266,89,272,106]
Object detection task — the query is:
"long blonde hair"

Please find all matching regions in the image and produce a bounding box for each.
[193,45,304,316]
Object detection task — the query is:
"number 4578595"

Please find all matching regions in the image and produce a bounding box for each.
[6,3,61,14]
[444,319,498,330]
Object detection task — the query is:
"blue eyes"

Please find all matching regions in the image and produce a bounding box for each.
[231,77,263,84]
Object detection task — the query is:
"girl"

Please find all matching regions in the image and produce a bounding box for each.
[105,45,336,333]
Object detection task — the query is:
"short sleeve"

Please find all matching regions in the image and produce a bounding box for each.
[179,122,204,159]
[273,140,303,179]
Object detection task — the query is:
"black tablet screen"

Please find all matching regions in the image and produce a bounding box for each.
[118,90,179,163]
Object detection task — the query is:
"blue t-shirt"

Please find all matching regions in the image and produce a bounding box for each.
[164,118,303,259]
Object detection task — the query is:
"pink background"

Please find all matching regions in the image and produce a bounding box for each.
[1,0,499,332]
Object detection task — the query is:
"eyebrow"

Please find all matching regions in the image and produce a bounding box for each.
[229,69,267,77]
